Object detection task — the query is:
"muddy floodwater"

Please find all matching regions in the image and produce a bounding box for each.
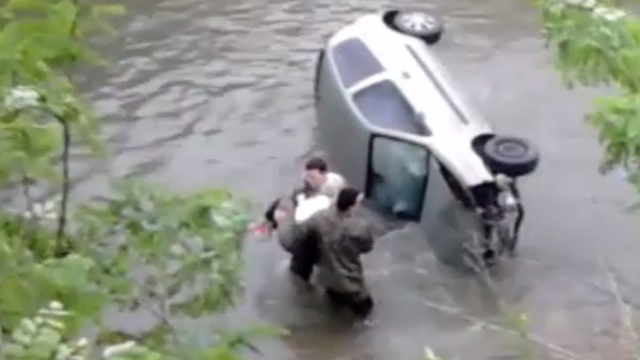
[67,0,640,359]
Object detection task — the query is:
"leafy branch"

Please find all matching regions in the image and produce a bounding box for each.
[0,1,276,360]
[533,0,640,186]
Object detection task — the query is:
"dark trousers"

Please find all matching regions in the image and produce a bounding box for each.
[265,194,319,282]
[325,288,374,318]
[288,235,320,282]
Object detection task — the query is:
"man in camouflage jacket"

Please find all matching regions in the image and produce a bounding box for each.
[275,187,375,318]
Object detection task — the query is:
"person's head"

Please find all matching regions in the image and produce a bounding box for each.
[303,157,328,190]
[336,187,363,213]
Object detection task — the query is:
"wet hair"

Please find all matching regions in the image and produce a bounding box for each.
[336,187,361,212]
[304,157,328,173]
[264,188,310,228]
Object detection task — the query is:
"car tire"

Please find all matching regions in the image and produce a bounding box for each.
[392,10,444,45]
[481,135,540,178]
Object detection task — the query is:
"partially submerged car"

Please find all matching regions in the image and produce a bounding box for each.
[313,9,539,269]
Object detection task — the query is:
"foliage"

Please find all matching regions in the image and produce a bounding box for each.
[0,0,275,359]
[532,0,640,188]
[4,301,163,360]
[72,181,253,342]
[5,301,279,360]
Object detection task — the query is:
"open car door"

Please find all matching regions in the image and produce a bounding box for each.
[362,133,431,227]
[362,132,484,269]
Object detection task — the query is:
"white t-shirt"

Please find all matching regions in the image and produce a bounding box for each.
[319,172,347,199]
[294,194,332,222]
[293,171,346,223]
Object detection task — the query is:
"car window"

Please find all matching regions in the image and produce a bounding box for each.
[352,80,431,136]
[331,38,383,88]
[367,135,430,220]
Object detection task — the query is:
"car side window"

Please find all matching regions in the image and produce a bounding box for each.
[353,80,431,136]
[367,135,430,220]
[331,38,383,88]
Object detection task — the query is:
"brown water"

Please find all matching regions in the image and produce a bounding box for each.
[71,0,640,359]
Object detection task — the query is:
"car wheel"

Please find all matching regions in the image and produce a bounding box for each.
[481,135,540,178]
[392,10,444,45]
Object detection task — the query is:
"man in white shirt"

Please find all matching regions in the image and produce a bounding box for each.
[262,157,346,229]
[301,157,346,200]
[259,157,346,283]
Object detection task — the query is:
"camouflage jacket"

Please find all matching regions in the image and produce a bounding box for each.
[278,207,374,298]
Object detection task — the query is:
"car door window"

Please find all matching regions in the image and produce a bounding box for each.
[331,38,383,88]
[366,135,430,220]
[353,80,431,136]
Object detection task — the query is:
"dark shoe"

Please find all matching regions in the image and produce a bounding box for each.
[350,296,374,319]
[482,249,497,268]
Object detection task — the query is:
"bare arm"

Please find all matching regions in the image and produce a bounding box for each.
[262,197,281,229]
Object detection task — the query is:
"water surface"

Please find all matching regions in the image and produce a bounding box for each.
[72,0,640,359]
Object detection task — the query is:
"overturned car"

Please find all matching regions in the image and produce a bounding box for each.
[313,9,540,269]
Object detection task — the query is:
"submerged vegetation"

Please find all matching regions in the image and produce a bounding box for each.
[0,0,276,359]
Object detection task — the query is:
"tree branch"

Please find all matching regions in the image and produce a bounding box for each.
[54,114,71,256]
[53,0,81,255]
[413,296,586,360]
[455,239,585,360]
[602,261,640,360]
[0,320,6,360]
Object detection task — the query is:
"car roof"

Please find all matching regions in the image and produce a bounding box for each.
[326,13,496,186]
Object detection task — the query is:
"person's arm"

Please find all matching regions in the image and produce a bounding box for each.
[352,219,374,254]
[262,197,281,229]
[262,187,304,230]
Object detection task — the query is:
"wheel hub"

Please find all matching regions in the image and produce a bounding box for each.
[398,12,437,33]
[496,141,526,158]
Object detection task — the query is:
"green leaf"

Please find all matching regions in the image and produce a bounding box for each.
[37,254,94,288]
[0,1,271,356]
[4,0,46,12]
[91,4,126,17]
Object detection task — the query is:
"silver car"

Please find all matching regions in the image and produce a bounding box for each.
[313,9,540,269]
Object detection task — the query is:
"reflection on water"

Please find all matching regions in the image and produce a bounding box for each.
[71,0,640,359]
